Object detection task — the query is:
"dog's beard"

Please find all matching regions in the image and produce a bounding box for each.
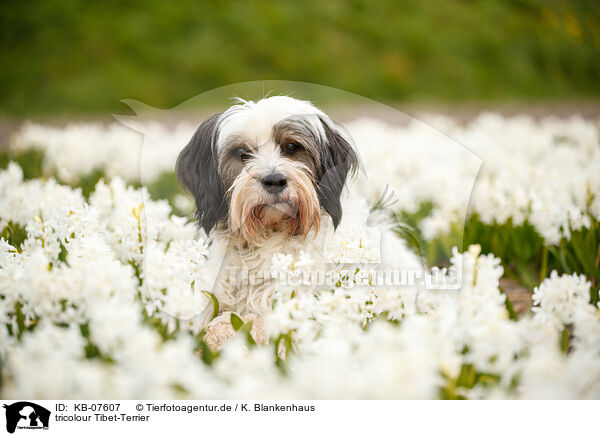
[228,166,320,245]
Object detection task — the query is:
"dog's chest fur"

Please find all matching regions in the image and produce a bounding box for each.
[207,219,330,317]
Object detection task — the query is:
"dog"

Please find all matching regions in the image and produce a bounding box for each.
[176,96,363,349]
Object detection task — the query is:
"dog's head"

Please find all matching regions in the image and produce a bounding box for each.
[176,96,358,245]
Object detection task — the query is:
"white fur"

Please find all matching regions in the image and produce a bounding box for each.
[216,96,327,150]
[203,188,422,320]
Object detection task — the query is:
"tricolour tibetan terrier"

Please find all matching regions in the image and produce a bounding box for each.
[176,96,359,349]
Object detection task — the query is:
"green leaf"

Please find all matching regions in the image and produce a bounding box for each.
[456,363,476,389]
[514,263,537,289]
[1,222,27,252]
[230,313,244,331]
[201,291,220,320]
[539,245,548,282]
[571,232,593,274]
[170,383,188,395]
[239,321,256,346]
[499,286,518,321]
[58,240,69,265]
[200,341,216,366]
[560,327,570,354]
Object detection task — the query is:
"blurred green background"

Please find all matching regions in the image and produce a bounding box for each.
[1,0,599,116]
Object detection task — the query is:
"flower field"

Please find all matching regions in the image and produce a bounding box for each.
[1,113,599,399]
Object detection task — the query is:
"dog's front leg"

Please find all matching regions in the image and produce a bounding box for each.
[203,312,266,352]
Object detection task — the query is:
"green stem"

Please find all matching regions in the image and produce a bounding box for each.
[539,245,548,282]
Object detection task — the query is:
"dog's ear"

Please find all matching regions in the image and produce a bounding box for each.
[176,113,227,234]
[317,116,359,229]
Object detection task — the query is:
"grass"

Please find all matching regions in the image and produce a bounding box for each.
[1,0,599,116]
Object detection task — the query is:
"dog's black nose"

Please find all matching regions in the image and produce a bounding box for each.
[261,173,287,194]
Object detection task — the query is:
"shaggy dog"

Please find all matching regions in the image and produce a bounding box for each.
[176,96,418,350]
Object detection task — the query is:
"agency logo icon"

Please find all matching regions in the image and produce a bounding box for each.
[2,402,50,433]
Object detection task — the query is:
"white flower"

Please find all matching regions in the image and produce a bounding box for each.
[2,112,600,399]
[532,270,592,326]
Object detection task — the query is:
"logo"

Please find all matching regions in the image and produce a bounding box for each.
[2,402,50,433]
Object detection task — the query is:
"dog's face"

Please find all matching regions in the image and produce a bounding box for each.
[176,96,358,245]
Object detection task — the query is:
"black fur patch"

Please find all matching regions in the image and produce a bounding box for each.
[175,113,227,234]
[317,117,359,228]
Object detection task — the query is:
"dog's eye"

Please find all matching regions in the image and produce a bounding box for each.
[236,147,252,162]
[282,141,302,154]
